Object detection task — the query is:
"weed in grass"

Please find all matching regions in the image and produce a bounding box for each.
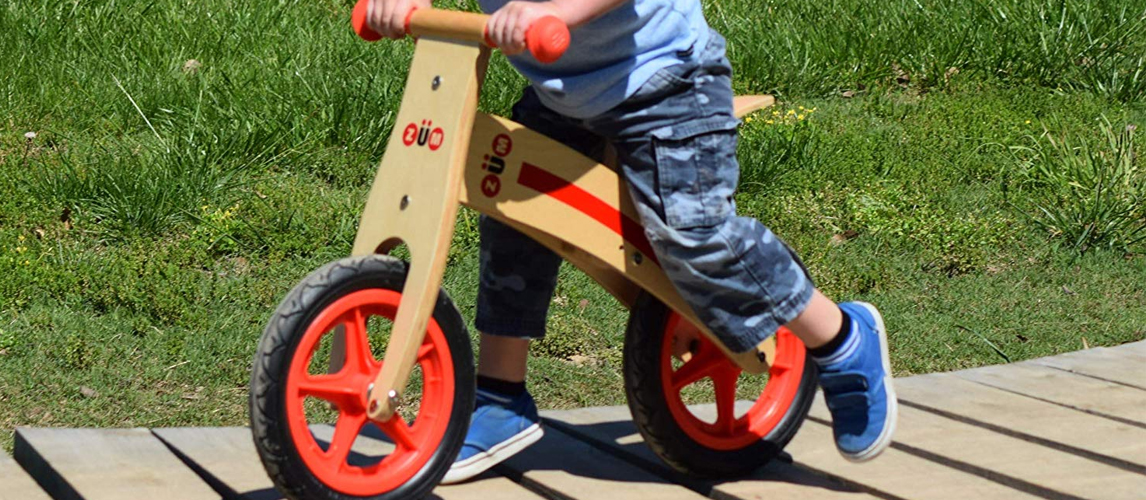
[1013,118,1145,253]
[24,135,253,239]
[848,183,1016,275]
[739,105,825,194]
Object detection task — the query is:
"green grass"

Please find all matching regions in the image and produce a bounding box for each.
[2,0,1145,453]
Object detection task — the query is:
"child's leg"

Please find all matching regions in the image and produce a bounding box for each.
[785,289,843,348]
[596,32,896,462]
[444,88,608,484]
[477,333,530,382]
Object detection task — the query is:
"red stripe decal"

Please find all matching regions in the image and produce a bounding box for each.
[517,162,660,266]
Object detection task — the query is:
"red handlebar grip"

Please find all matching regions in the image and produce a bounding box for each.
[525,16,570,64]
[351,1,570,63]
[352,0,382,41]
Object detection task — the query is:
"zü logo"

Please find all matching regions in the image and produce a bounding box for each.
[402,120,445,151]
[480,134,513,198]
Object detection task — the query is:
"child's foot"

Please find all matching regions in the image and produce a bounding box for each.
[814,302,897,462]
[440,388,544,484]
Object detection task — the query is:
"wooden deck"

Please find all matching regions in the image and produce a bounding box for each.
[5,341,1144,500]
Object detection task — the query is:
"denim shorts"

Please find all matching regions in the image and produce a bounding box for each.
[475,32,813,353]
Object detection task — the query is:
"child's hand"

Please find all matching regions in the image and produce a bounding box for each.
[366,0,432,40]
[487,1,565,56]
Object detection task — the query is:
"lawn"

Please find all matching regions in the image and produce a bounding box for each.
[1,0,1144,453]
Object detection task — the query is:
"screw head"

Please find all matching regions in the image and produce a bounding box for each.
[431,76,442,89]
[632,252,643,265]
[399,195,410,210]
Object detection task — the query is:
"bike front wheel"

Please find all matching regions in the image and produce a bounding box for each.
[250,255,474,500]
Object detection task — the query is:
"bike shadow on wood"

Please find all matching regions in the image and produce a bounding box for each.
[530,416,863,496]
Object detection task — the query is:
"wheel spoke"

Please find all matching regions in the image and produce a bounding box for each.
[377,414,417,451]
[712,368,741,434]
[671,347,724,391]
[343,308,375,374]
[325,411,366,469]
[416,342,434,362]
[298,374,362,409]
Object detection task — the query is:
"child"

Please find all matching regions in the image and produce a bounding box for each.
[366,0,897,483]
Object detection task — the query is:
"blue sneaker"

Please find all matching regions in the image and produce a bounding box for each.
[815,302,897,462]
[440,388,544,484]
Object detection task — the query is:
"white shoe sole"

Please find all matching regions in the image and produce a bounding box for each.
[440,423,544,484]
[841,302,898,463]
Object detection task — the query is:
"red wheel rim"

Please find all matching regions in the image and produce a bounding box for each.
[659,313,805,450]
[285,289,455,496]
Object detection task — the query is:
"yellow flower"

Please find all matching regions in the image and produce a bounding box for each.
[745,116,754,123]
[1025,120,1032,125]
[797,114,806,120]
[772,110,780,116]
[17,235,25,242]
[23,260,30,266]
[765,119,775,124]
[786,109,796,116]
[798,105,806,111]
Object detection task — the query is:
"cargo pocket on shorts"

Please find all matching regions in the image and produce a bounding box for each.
[651,127,740,229]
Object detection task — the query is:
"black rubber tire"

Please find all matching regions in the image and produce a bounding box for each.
[623,292,818,478]
[249,255,474,500]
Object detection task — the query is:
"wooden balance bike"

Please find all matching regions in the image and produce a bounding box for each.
[249,4,818,499]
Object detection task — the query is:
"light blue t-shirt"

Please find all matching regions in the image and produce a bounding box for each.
[478,0,710,118]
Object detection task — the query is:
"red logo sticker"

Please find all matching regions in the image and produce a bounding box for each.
[428,128,445,151]
[481,174,502,197]
[402,123,418,146]
[492,134,513,157]
[402,120,445,150]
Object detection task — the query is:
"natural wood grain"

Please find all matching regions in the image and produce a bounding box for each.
[0,451,51,500]
[803,391,1145,500]
[353,38,490,420]
[154,426,543,500]
[732,95,776,118]
[1032,345,1146,390]
[14,427,218,500]
[956,362,1146,425]
[541,405,883,500]
[786,414,1048,500]
[497,425,710,500]
[895,373,1146,469]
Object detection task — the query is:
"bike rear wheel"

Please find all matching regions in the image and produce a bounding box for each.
[623,293,817,477]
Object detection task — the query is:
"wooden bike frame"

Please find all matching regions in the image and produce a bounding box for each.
[348,11,777,422]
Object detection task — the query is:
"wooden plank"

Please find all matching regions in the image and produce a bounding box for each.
[0,452,52,500]
[152,427,281,500]
[895,373,1146,470]
[154,426,545,500]
[956,362,1146,425]
[787,415,1047,500]
[1117,340,1146,357]
[13,427,218,500]
[804,392,1146,500]
[498,423,709,500]
[1032,346,1146,390]
[542,405,883,500]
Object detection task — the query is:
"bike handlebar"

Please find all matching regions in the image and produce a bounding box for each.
[351,1,570,63]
